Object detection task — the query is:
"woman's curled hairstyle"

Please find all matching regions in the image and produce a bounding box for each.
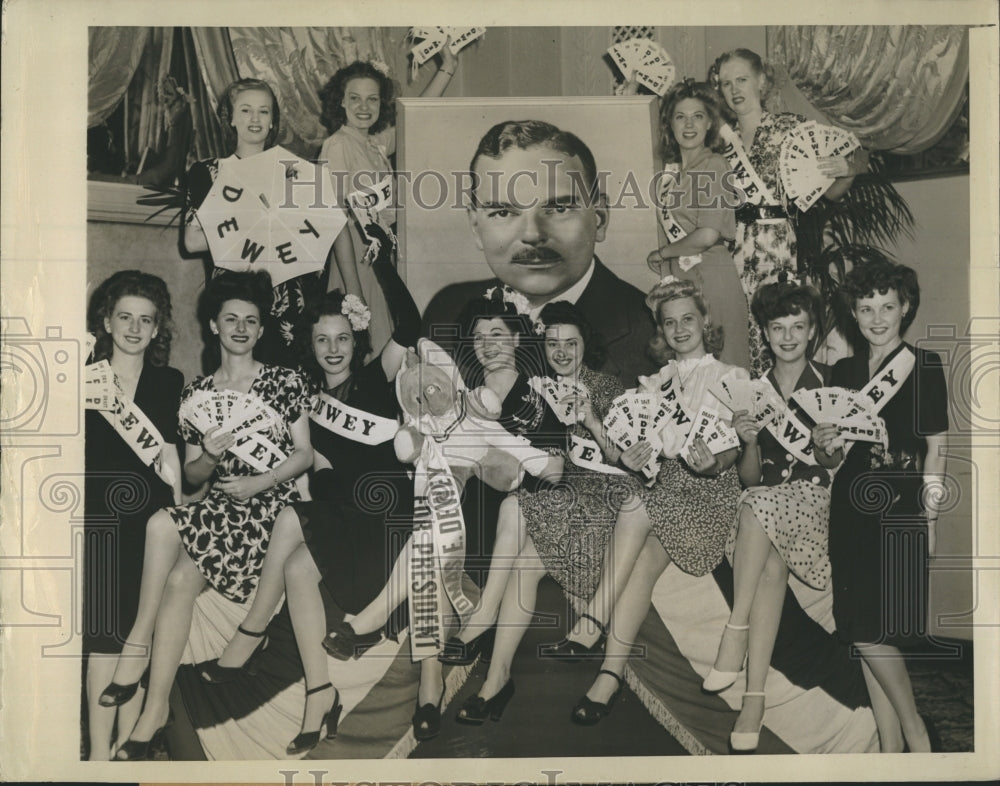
[454,288,539,387]
[751,277,825,357]
[319,61,396,136]
[88,270,173,367]
[645,277,724,364]
[537,300,606,373]
[659,79,726,163]
[841,259,920,334]
[295,290,372,386]
[216,78,281,154]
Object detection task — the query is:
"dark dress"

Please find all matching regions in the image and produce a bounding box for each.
[462,372,569,583]
[828,343,948,646]
[83,363,183,654]
[184,158,322,366]
[170,364,307,602]
[521,366,642,599]
[295,360,413,633]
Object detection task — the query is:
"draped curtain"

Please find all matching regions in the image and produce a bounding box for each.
[228,27,393,159]
[88,27,150,128]
[768,26,968,154]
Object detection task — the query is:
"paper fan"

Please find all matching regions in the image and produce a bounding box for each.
[606,38,676,96]
[780,122,861,212]
[84,361,116,410]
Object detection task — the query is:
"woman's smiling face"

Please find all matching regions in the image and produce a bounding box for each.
[544,323,584,378]
[472,317,519,373]
[341,77,381,132]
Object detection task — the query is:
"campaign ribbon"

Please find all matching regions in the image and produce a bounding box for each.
[719,123,779,215]
[309,391,399,445]
[407,437,475,660]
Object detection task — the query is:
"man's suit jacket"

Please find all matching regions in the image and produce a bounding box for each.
[421,258,657,388]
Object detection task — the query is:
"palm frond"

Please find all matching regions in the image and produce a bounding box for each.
[136,184,184,228]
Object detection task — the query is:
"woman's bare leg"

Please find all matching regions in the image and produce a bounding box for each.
[122,552,206,744]
[456,495,524,643]
[107,509,185,687]
[217,506,305,667]
[478,538,545,699]
[858,645,929,752]
[284,544,336,733]
[714,503,771,674]
[566,503,653,648]
[733,547,788,734]
[586,535,670,703]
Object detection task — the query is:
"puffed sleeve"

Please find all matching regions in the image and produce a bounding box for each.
[183,160,215,223]
[372,125,396,158]
[917,349,949,436]
[691,153,737,242]
[159,367,184,447]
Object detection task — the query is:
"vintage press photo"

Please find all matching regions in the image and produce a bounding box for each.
[1,1,998,783]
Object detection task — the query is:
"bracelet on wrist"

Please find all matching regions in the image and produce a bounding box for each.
[268,469,279,488]
[440,68,454,77]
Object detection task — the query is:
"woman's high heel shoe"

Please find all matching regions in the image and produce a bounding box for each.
[571,669,623,725]
[112,711,173,762]
[99,664,151,708]
[412,687,447,741]
[438,625,495,666]
[455,679,515,725]
[728,691,766,753]
[322,619,384,661]
[286,683,342,756]
[702,622,750,693]
[199,625,269,684]
[538,613,607,662]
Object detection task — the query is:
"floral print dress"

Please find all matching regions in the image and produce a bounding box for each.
[170,364,307,602]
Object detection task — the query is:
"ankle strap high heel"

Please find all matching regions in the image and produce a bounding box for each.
[729,691,766,754]
[199,626,269,684]
[703,621,749,694]
[286,683,342,756]
[539,613,608,662]
[571,669,624,726]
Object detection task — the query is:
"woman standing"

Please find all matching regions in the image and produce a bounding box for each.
[84,271,183,759]
[646,79,748,370]
[318,47,461,356]
[102,272,313,760]
[712,48,863,377]
[183,78,355,365]
[813,260,947,752]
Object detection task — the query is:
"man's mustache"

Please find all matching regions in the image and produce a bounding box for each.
[511,247,562,264]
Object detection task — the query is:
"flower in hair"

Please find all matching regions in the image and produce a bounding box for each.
[533,319,546,336]
[659,274,679,286]
[341,294,372,331]
[369,60,391,77]
[484,285,531,316]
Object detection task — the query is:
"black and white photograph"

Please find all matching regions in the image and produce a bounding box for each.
[1,2,998,782]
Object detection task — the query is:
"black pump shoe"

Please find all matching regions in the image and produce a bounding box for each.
[539,613,607,662]
[286,683,342,756]
[412,687,447,741]
[438,626,495,666]
[112,711,172,762]
[199,626,269,684]
[322,620,383,661]
[99,664,151,708]
[455,679,515,725]
[571,669,623,725]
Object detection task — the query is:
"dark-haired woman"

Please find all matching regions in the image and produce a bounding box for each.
[182,78,355,366]
[198,227,422,755]
[813,260,947,753]
[455,300,641,723]
[103,271,314,760]
[705,279,834,752]
[646,79,748,371]
[711,48,864,377]
[318,50,461,356]
[84,271,183,759]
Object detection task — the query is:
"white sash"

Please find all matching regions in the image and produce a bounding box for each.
[655,164,702,272]
[857,346,915,415]
[569,434,626,476]
[648,365,696,456]
[227,431,289,475]
[408,437,475,661]
[98,396,176,487]
[763,374,820,467]
[309,391,399,445]
[719,123,779,211]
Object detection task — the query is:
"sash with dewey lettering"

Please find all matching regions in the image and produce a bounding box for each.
[719,123,778,213]
[309,391,399,445]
